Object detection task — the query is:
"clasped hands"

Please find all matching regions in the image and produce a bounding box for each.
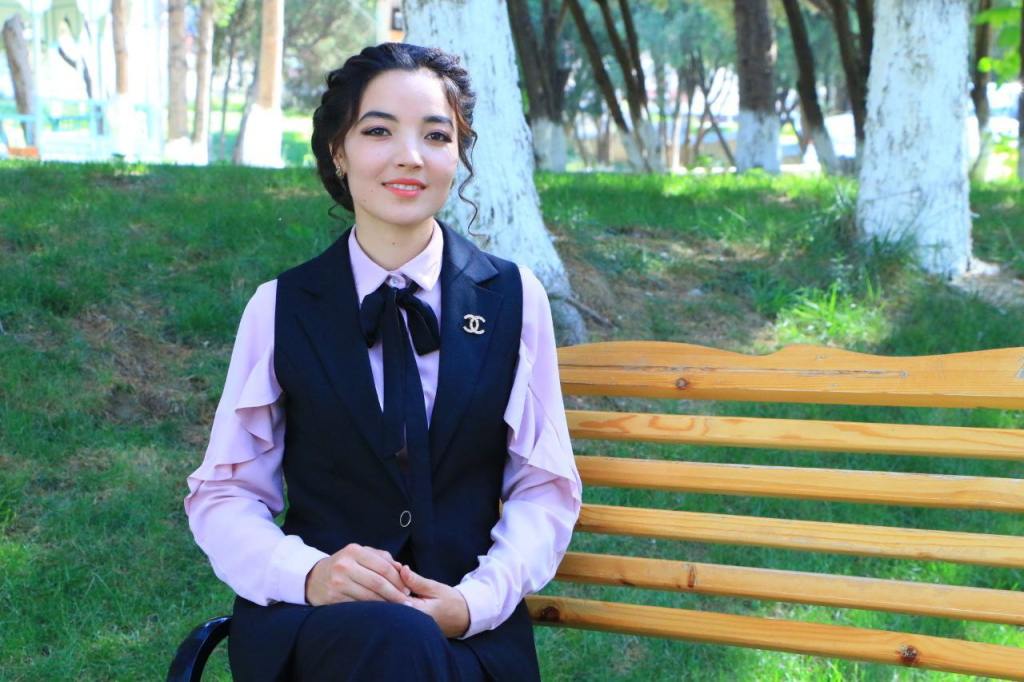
[304,543,470,638]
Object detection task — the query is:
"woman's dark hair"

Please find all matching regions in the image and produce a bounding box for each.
[311,42,479,228]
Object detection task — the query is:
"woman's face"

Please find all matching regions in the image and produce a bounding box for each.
[333,68,460,233]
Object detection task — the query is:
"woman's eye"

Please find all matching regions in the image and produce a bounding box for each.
[363,127,388,136]
[428,132,453,143]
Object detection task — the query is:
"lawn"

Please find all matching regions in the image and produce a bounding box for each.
[1,161,1023,679]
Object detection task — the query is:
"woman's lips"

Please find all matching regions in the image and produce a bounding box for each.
[383,183,424,198]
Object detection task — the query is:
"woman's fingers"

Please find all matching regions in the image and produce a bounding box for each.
[357,550,411,598]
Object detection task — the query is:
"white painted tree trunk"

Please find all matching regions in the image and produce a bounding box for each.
[856,0,973,278]
[808,123,838,174]
[636,118,665,173]
[166,0,190,161]
[108,0,138,157]
[621,130,646,172]
[530,116,567,172]
[236,0,285,168]
[736,110,780,172]
[192,0,215,165]
[404,0,586,344]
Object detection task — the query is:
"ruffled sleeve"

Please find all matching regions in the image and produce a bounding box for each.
[184,280,327,606]
[184,280,284,510]
[454,265,582,638]
[502,268,582,502]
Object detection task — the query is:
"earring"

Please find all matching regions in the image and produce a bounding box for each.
[335,166,346,181]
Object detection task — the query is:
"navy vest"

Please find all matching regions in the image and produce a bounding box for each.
[227,220,540,681]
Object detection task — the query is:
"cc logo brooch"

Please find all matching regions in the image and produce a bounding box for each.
[462,314,486,335]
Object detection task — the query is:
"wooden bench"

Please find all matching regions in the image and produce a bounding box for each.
[171,341,1024,680]
[525,341,1024,679]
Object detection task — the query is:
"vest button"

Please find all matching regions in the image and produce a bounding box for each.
[399,510,412,528]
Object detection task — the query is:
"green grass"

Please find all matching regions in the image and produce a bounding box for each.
[2,162,1024,679]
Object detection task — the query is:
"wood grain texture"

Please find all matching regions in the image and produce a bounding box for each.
[575,455,1024,511]
[555,552,1024,625]
[567,410,1024,460]
[577,504,1024,568]
[526,596,1024,679]
[558,342,1024,409]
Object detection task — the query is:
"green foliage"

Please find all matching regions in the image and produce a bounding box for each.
[975,3,1023,82]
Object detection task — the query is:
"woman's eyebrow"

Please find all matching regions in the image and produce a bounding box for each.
[357,110,453,127]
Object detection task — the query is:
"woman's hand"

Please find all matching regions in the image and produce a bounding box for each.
[400,564,471,639]
[304,543,411,606]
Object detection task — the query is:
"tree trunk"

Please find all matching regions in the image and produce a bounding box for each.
[970,0,993,182]
[2,15,35,145]
[781,0,838,173]
[235,0,285,167]
[595,0,662,171]
[167,0,190,161]
[192,0,215,165]
[507,0,569,171]
[404,0,587,344]
[232,62,259,165]
[733,0,781,172]
[827,0,869,150]
[857,0,973,278]
[565,0,648,172]
[107,0,137,157]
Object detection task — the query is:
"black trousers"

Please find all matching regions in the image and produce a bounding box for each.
[286,601,486,681]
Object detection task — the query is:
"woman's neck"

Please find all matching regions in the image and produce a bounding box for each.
[354,217,436,272]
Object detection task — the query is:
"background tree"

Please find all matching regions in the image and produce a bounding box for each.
[780,0,838,171]
[193,0,217,164]
[235,0,286,167]
[2,14,35,145]
[734,0,781,172]
[857,0,974,277]
[507,0,571,171]
[167,0,190,160]
[404,0,588,343]
[971,0,994,180]
[565,0,657,172]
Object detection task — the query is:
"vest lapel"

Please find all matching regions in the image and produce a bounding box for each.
[288,228,407,495]
[429,220,505,473]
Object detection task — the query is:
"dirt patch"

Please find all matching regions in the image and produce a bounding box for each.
[951,265,1024,311]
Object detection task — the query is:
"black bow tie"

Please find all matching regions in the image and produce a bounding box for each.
[359,280,441,356]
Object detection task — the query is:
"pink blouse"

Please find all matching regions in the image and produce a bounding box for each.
[184,223,582,639]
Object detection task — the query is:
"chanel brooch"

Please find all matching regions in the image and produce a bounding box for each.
[463,314,485,335]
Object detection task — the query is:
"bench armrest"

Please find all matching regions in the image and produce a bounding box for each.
[166,616,231,682]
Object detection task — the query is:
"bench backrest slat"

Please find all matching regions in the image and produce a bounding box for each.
[576,455,1024,511]
[527,596,1024,679]
[555,552,1024,626]
[559,342,1024,409]
[580,504,1024,568]
[567,410,1024,460]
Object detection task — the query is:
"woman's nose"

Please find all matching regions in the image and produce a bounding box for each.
[395,134,424,167]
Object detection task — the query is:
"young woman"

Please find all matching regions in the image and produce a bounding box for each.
[184,42,582,681]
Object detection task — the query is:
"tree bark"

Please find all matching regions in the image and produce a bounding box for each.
[167,0,190,160]
[733,0,780,172]
[507,0,569,171]
[827,0,869,148]
[595,0,662,172]
[2,15,35,145]
[404,0,587,344]
[192,0,216,164]
[781,0,838,172]
[235,0,285,167]
[970,0,992,182]
[565,0,644,171]
[108,0,137,157]
[857,0,973,277]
